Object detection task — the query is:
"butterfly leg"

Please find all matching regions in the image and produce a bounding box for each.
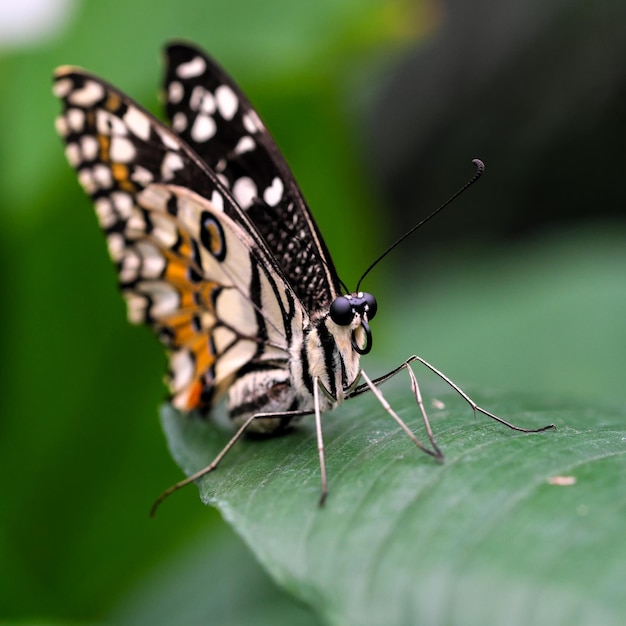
[359,369,443,460]
[312,377,329,505]
[150,407,312,516]
[350,356,554,461]
[404,355,555,433]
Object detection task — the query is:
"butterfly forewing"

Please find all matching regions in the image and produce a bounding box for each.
[163,43,342,314]
[53,66,305,414]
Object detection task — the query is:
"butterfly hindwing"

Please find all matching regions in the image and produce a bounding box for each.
[163,42,342,314]
[53,67,303,413]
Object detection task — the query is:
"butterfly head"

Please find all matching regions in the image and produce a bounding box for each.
[329,292,377,355]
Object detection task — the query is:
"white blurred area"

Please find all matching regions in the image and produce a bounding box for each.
[0,0,76,47]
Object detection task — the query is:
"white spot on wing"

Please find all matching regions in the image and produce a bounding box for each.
[176,56,206,79]
[110,136,136,162]
[190,114,216,142]
[120,250,140,283]
[126,293,148,324]
[107,232,125,262]
[127,209,146,233]
[64,143,80,167]
[243,110,263,134]
[172,112,187,132]
[80,135,98,161]
[92,164,113,189]
[150,214,178,248]
[55,116,68,137]
[176,196,200,231]
[211,191,224,212]
[96,110,128,136]
[124,106,151,141]
[215,85,238,120]
[67,80,105,106]
[78,168,96,194]
[263,177,284,206]
[66,108,85,132]
[111,191,133,218]
[234,136,255,154]
[168,81,184,104]
[136,241,166,278]
[232,176,257,209]
[94,197,116,229]
[53,77,73,98]
[158,129,181,151]
[147,282,180,317]
[161,151,184,180]
[137,185,170,212]
[170,349,195,391]
[130,165,154,186]
[190,86,215,114]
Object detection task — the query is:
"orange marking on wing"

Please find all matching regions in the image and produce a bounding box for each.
[105,92,121,111]
[180,289,196,310]
[185,378,204,410]
[111,163,134,192]
[162,311,192,328]
[205,221,223,256]
[98,134,111,162]
[189,333,215,377]
[169,319,197,346]
[164,258,188,284]
[176,239,191,259]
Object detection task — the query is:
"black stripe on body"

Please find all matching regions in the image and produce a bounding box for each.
[229,394,299,421]
[316,319,338,400]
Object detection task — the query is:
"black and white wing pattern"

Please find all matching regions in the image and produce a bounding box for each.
[52,47,363,429]
[52,65,305,416]
[163,42,342,314]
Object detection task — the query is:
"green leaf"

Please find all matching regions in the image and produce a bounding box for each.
[161,388,626,626]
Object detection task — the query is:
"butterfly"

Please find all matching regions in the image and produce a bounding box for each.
[53,41,554,511]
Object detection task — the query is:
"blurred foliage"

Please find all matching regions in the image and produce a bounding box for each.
[1,0,624,624]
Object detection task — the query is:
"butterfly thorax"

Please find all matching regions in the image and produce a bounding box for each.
[292,315,363,407]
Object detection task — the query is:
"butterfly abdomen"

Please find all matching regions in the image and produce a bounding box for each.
[226,363,299,433]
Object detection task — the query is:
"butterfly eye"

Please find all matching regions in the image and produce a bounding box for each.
[330,296,354,326]
[362,292,377,320]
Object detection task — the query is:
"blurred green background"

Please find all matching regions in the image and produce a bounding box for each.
[1,0,624,623]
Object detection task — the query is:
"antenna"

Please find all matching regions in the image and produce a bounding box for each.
[355,159,484,292]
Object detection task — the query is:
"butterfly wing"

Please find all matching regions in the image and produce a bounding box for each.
[53,68,303,413]
[163,42,343,314]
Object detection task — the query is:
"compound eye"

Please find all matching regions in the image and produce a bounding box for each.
[362,292,377,320]
[330,296,354,326]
